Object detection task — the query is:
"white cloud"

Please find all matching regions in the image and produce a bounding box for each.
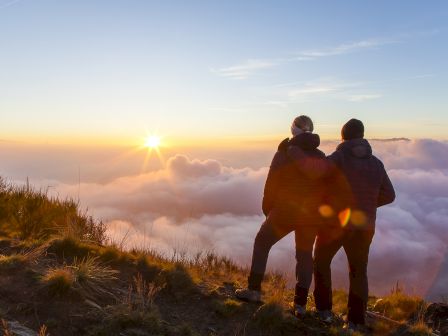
[211,37,397,80]
[211,31,436,82]
[346,94,382,102]
[211,59,277,80]
[284,78,381,103]
[288,85,338,98]
[297,38,395,59]
[54,154,266,221]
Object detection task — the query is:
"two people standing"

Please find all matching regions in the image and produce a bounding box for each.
[236,116,395,331]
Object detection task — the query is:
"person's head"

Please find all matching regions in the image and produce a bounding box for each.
[291,115,314,136]
[341,118,364,140]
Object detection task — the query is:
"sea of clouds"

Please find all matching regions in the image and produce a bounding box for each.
[2,139,448,300]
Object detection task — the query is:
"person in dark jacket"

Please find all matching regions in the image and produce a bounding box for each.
[236,115,327,317]
[313,119,395,330]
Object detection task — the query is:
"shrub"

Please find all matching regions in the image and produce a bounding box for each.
[98,246,134,267]
[0,179,106,243]
[135,255,163,282]
[48,236,98,259]
[161,263,196,295]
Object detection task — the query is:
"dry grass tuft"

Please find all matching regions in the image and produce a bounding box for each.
[71,256,119,298]
[1,319,13,336]
[332,289,349,315]
[127,273,163,311]
[264,272,288,304]
[42,256,118,298]
[0,253,26,271]
[38,324,49,336]
[0,244,46,271]
[42,267,75,296]
[407,321,434,335]
[374,285,425,322]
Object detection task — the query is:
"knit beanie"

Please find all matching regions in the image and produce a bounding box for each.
[341,118,364,140]
[291,115,314,136]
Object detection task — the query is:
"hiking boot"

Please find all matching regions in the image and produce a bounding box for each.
[235,288,262,302]
[316,310,334,324]
[293,304,307,318]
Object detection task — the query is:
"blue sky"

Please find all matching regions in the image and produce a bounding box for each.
[1,0,447,144]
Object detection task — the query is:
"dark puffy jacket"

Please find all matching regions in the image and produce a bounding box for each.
[327,139,395,229]
[262,133,327,220]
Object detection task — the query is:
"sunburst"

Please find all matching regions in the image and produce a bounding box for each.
[145,135,161,149]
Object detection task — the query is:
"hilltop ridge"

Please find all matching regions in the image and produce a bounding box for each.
[0,177,438,335]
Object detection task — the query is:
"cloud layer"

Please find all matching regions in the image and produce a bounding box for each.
[39,139,448,300]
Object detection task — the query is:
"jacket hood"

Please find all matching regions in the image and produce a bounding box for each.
[288,132,320,150]
[337,138,372,159]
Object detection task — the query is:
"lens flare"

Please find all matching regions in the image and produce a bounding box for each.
[351,210,367,227]
[338,208,351,227]
[319,204,335,218]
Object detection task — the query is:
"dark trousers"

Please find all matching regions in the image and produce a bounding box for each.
[248,207,319,306]
[313,228,374,325]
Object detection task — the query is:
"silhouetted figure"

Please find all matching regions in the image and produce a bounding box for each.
[236,116,327,317]
[313,119,395,331]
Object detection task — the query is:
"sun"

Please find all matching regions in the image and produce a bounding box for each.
[144,135,161,149]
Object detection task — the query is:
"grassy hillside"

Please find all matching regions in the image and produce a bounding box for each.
[0,177,436,335]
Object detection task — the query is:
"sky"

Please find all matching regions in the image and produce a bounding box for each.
[1,0,447,145]
[1,1,448,300]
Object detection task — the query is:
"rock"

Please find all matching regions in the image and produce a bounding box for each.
[84,299,102,310]
[207,326,217,333]
[2,320,37,336]
[424,303,448,335]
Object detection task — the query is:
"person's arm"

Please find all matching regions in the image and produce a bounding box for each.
[262,139,289,216]
[262,164,277,216]
[377,163,395,207]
